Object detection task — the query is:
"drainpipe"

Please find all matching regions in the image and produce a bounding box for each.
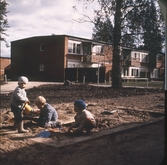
[164,17,167,165]
[158,1,167,164]
[97,61,100,85]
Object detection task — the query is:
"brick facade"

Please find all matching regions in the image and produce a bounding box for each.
[10,35,164,82]
[0,57,10,80]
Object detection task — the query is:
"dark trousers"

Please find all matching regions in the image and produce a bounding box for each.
[11,105,23,123]
[83,119,96,131]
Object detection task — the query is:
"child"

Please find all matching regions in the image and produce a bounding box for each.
[10,76,30,133]
[68,100,96,134]
[34,96,59,127]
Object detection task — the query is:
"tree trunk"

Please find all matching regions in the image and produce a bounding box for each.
[112,0,122,88]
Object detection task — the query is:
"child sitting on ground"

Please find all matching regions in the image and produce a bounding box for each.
[68,100,96,134]
[34,96,59,128]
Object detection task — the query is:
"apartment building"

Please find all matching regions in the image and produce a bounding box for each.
[121,47,164,80]
[9,35,164,82]
[10,35,112,82]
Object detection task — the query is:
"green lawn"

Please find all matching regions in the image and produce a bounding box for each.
[122,80,164,88]
[91,80,164,88]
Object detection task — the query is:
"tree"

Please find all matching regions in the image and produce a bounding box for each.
[92,16,114,43]
[75,0,123,87]
[0,0,9,43]
[92,0,146,87]
[111,0,122,88]
[139,0,165,74]
[76,0,165,87]
[93,0,165,76]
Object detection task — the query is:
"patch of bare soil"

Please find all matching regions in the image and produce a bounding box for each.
[0,84,165,165]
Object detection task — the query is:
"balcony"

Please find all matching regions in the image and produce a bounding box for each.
[130,58,140,67]
[121,58,140,67]
[156,61,164,68]
[83,54,105,63]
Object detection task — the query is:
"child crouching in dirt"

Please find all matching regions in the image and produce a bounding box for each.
[10,76,30,133]
[68,100,96,134]
[34,96,59,128]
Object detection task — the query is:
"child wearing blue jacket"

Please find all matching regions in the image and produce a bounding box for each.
[34,96,58,127]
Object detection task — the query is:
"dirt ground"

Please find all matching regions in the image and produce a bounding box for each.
[0,83,165,165]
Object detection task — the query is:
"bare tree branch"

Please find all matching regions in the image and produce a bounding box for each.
[72,5,95,23]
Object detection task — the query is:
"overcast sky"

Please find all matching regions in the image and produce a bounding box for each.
[1,0,99,57]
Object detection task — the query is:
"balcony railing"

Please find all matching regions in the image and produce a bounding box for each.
[83,54,105,63]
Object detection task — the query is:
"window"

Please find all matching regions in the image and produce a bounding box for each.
[77,44,81,54]
[94,45,103,54]
[83,46,90,55]
[156,55,162,61]
[68,42,73,53]
[40,44,45,51]
[153,69,159,78]
[131,69,138,77]
[141,53,149,62]
[73,43,76,53]
[68,41,81,54]
[131,52,139,59]
[39,64,44,71]
[123,68,128,76]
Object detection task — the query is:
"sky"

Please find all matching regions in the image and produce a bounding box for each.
[1,0,100,57]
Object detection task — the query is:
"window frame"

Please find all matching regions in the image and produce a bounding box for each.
[39,64,44,71]
[68,40,81,54]
[141,53,149,63]
[40,44,45,51]
[131,68,139,77]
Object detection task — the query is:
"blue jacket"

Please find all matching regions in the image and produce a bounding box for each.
[39,103,58,124]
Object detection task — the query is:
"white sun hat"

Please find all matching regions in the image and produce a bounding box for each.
[18,76,29,84]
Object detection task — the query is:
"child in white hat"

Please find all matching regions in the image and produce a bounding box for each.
[10,76,30,133]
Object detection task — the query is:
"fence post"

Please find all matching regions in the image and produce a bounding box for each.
[76,68,78,82]
[83,76,85,84]
[4,74,7,83]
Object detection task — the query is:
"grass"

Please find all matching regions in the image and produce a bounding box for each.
[90,80,164,88]
[122,80,164,88]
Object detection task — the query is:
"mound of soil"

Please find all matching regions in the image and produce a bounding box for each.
[0,84,165,165]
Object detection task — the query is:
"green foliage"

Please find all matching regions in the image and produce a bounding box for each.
[92,0,165,51]
[91,0,165,87]
[78,0,165,88]
[92,16,114,43]
[0,0,9,41]
[138,1,165,72]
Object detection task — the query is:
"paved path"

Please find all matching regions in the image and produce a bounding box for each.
[0,81,63,94]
